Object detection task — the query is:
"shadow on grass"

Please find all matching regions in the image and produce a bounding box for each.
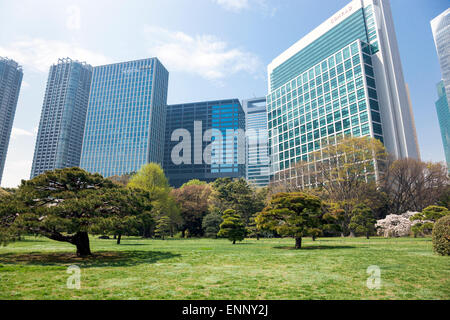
[0,250,180,267]
[13,238,48,243]
[273,245,356,250]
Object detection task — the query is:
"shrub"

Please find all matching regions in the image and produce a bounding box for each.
[411,206,449,237]
[432,215,450,256]
[202,213,222,238]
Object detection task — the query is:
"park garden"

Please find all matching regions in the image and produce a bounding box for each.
[0,137,449,299]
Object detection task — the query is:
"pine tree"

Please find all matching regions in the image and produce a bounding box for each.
[217,209,246,244]
[155,216,171,240]
[348,204,376,239]
[256,192,322,249]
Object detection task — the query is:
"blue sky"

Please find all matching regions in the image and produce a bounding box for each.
[0,0,448,187]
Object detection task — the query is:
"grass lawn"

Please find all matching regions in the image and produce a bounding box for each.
[0,236,448,300]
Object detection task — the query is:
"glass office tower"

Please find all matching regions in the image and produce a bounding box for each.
[31,58,92,178]
[243,97,270,187]
[266,0,420,180]
[435,81,450,173]
[0,57,23,184]
[80,58,168,178]
[432,9,450,105]
[164,99,245,188]
[431,9,450,173]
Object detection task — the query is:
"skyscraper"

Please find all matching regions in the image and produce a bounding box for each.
[431,8,450,173]
[80,58,168,178]
[243,97,270,187]
[0,57,23,184]
[266,0,420,180]
[31,58,92,178]
[432,9,450,103]
[435,81,449,173]
[163,99,246,188]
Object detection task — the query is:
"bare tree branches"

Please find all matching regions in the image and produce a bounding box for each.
[381,159,449,214]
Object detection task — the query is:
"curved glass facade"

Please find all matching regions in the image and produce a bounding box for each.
[0,57,23,184]
[435,81,450,173]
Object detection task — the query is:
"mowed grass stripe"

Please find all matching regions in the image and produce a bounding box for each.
[0,237,448,300]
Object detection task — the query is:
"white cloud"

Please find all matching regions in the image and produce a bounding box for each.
[1,160,33,188]
[211,0,277,15]
[66,5,81,31]
[2,129,36,188]
[0,39,111,73]
[144,26,263,81]
[212,0,249,12]
[11,127,34,138]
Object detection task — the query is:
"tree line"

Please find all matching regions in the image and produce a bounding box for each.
[0,137,448,255]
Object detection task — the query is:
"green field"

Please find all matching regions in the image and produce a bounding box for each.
[0,236,448,300]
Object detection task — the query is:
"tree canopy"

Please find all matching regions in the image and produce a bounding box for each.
[217,209,246,244]
[411,205,450,237]
[348,204,376,239]
[202,212,222,238]
[256,192,322,249]
[180,179,207,188]
[0,168,152,256]
[171,183,212,237]
[128,163,181,236]
[128,163,171,199]
[209,178,267,225]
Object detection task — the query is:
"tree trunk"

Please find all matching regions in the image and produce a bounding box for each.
[117,234,122,245]
[72,232,91,257]
[257,235,260,241]
[312,235,316,241]
[295,237,302,249]
[142,227,151,238]
[44,230,91,256]
[349,231,355,237]
[181,229,186,238]
[233,240,236,244]
[366,233,370,239]
[113,234,117,239]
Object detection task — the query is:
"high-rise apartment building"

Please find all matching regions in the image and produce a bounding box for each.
[431,9,450,173]
[243,97,270,187]
[80,58,168,178]
[0,57,23,184]
[163,99,246,188]
[31,58,92,178]
[266,0,420,180]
